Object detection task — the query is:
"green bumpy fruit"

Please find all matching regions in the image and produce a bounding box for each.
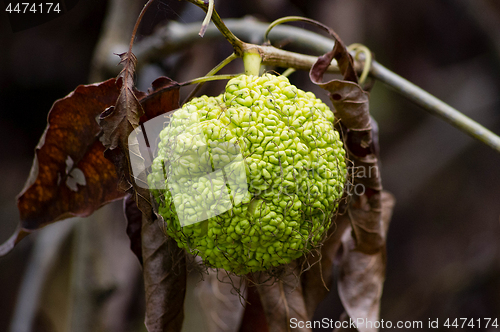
[148,73,347,275]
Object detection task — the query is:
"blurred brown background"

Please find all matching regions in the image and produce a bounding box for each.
[1,0,499,331]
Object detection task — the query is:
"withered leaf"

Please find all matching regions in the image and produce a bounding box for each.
[309,32,396,332]
[337,192,395,332]
[310,42,383,252]
[141,76,180,121]
[123,77,180,267]
[124,194,143,265]
[142,217,186,332]
[0,71,180,257]
[99,51,153,223]
[319,82,383,252]
[196,270,245,332]
[301,214,351,319]
[99,50,184,332]
[347,192,384,254]
[327,82,374,163]
[99,55,180,224]
[100,53,142,150]
[0,79,124,255]
[253,262,310,332]
[305,19,357,83]
[319,81,371,131]
[271,16,357,83]
[239,285,269,332]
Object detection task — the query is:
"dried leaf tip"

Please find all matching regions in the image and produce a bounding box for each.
[115,52,138,82]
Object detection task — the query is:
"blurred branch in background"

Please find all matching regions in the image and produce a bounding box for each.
[8,205,143,332]
[9,220,76,332]
[90,0,145,82]
[103,18,500,153]
[382,56,499,206]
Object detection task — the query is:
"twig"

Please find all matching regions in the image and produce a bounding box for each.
[185,0,244,54]
[370,63,500,153]
[198,0,214,37]
[130,18,500,153]
[89,0,144,82]
[180,74,240,86]
[184,52,238,103]
[132,18,334,64]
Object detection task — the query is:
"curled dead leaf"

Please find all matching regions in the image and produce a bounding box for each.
[301,214,351,319]
[238,285,268,332]
[97,49,183,332]
[142,217,187,332]
[124,194,143,265]
[253,262,310,332]
[1,73,180,256]
[196,269,245,332]
[0,79,125,256]
[309,29,395,332]
[337,192,395,332]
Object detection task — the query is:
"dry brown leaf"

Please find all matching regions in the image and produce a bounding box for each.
[18,79,123,226]
[301,214,351,319]
[123,77,180,266]
[196,270,245,332]
[142,216,187,332]
[310,36,384,252]
[317,81,383,254]
[309,26,395,332]
[253,262,310,332]
[99,52,153,221]
[98,50,184,332]
[284,17,357,83]
[337,192,395,332]
[0,79,124,256]
[1,75,180,256]
[140,76,181,121]
[93,6,185,330]
[238,285,269,332]
[100,53,142,150]
[124,195,143,265]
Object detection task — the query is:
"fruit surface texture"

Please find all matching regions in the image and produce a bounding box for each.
[149,73,346,274]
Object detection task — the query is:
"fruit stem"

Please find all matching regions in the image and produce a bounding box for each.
[180,74,239,86]
[282,68,296,77]
[184,52,238,103]
[243,51,262,76]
